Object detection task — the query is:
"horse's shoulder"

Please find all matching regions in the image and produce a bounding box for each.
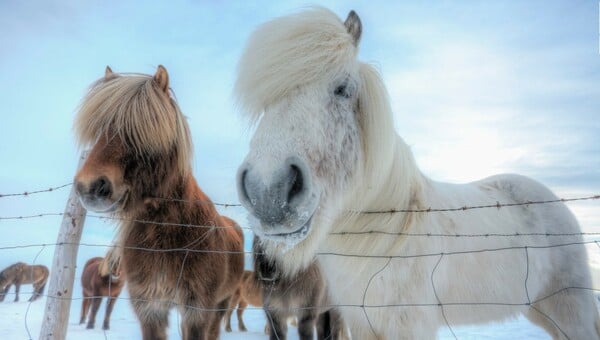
[475,174,554,198]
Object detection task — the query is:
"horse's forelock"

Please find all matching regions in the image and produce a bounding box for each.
[74,73,192,175]
[235,7,358,123]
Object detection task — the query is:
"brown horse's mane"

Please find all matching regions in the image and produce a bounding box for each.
[74,72,192,176]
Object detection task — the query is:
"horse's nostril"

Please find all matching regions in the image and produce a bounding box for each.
[91,177,112,199]
[287,164,304,203]
[75,182,85,197]
[239,169,251,203]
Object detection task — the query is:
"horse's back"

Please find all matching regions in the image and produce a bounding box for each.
[32,265,49,277]
[475,173,581,233]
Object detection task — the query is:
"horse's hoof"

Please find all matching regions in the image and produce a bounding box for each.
[225,327,232,332]
[240,327,248,332]
[86,324,94,329]
[102,325,109,331]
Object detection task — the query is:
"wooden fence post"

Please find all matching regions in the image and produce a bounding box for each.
[39,152,88,340]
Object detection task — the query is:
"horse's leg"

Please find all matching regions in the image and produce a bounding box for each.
[331,308,346,340]
[297,309,317,340]
[237,298,248,332]
[526,289,600,340]
[265,305,288,340]
[102,297,117,330]
[80,297,91,324]
[316,311,331,340]
[206,297,230,340]
[29,282,40,302]
[224,290,240,332]
[0,284,11,302]
[13,282,20,302]
[86,296,102,329]
[30,280,47,302]
[180,306,210,340]
[132,298,169,340]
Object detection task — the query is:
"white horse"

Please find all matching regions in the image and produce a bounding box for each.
[235,7,600,340]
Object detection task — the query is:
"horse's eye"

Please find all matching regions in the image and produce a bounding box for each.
[334,84,350,98]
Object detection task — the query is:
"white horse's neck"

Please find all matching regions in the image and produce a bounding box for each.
[338,134,427,234]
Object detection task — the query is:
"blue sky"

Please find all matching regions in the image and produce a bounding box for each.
[0,1,599,270]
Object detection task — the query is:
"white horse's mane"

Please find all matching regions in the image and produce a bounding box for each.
[235,7,359,123]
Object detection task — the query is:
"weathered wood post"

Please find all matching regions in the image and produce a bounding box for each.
[39,152,87,340]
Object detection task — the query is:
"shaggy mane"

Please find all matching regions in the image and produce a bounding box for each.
[235,7,359,122]
[74,73,192,175]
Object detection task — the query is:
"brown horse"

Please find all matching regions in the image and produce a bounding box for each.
[224,270,263,332]
[0,262,49,302]
[73,65,244,340]
[253,237,345,340]
[79,248,124,330]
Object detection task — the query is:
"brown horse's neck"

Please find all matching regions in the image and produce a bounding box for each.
[125,171,221,237]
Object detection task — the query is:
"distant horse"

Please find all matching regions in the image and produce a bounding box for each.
[73,65,244,340]
[0,262,48,302]
[253,237,345,340]
[234,7,600,339]
[79,248,124,330]
[224,270,262,332]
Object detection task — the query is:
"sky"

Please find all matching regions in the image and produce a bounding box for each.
[0,0,599,337]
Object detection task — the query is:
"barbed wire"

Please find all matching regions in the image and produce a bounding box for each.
[0,181,597,213]
[1,237,598,338]
[1,239,600,261]
[4,211,600,241]
[0,183,72,198]
[2,185,600,338]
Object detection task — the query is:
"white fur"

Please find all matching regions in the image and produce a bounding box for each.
[236,7,600,339]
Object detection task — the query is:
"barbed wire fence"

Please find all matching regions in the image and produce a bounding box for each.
[1,182,600,339]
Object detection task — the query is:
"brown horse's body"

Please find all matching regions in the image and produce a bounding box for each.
[80,255,124,330]
[73,66,244,340]
[0,262,49,302]
[225,270,263,332]
[253,237,345,340]
[121,182,244,340]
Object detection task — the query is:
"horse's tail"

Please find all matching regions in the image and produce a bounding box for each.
[39,266,49,285]
[37,280,47,296]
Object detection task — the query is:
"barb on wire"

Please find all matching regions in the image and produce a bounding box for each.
[0,183,72,198]
[149,196,242,208]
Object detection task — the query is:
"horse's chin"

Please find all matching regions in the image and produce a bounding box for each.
[257,216,313,248]
[79,193,126,213]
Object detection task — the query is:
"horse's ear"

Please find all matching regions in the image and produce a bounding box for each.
[104,66,114,79]
[344,10,362,46]
[153,65,170,94]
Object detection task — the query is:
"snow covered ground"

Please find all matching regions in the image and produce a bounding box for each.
[0,288,557,340]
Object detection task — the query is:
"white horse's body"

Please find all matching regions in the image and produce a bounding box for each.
[322,170,596,339]
[235,8,599,339]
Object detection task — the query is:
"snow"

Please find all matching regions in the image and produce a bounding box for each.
[0,289,557,339]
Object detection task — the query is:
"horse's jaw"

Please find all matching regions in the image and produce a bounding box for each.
[251,214,313,248]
